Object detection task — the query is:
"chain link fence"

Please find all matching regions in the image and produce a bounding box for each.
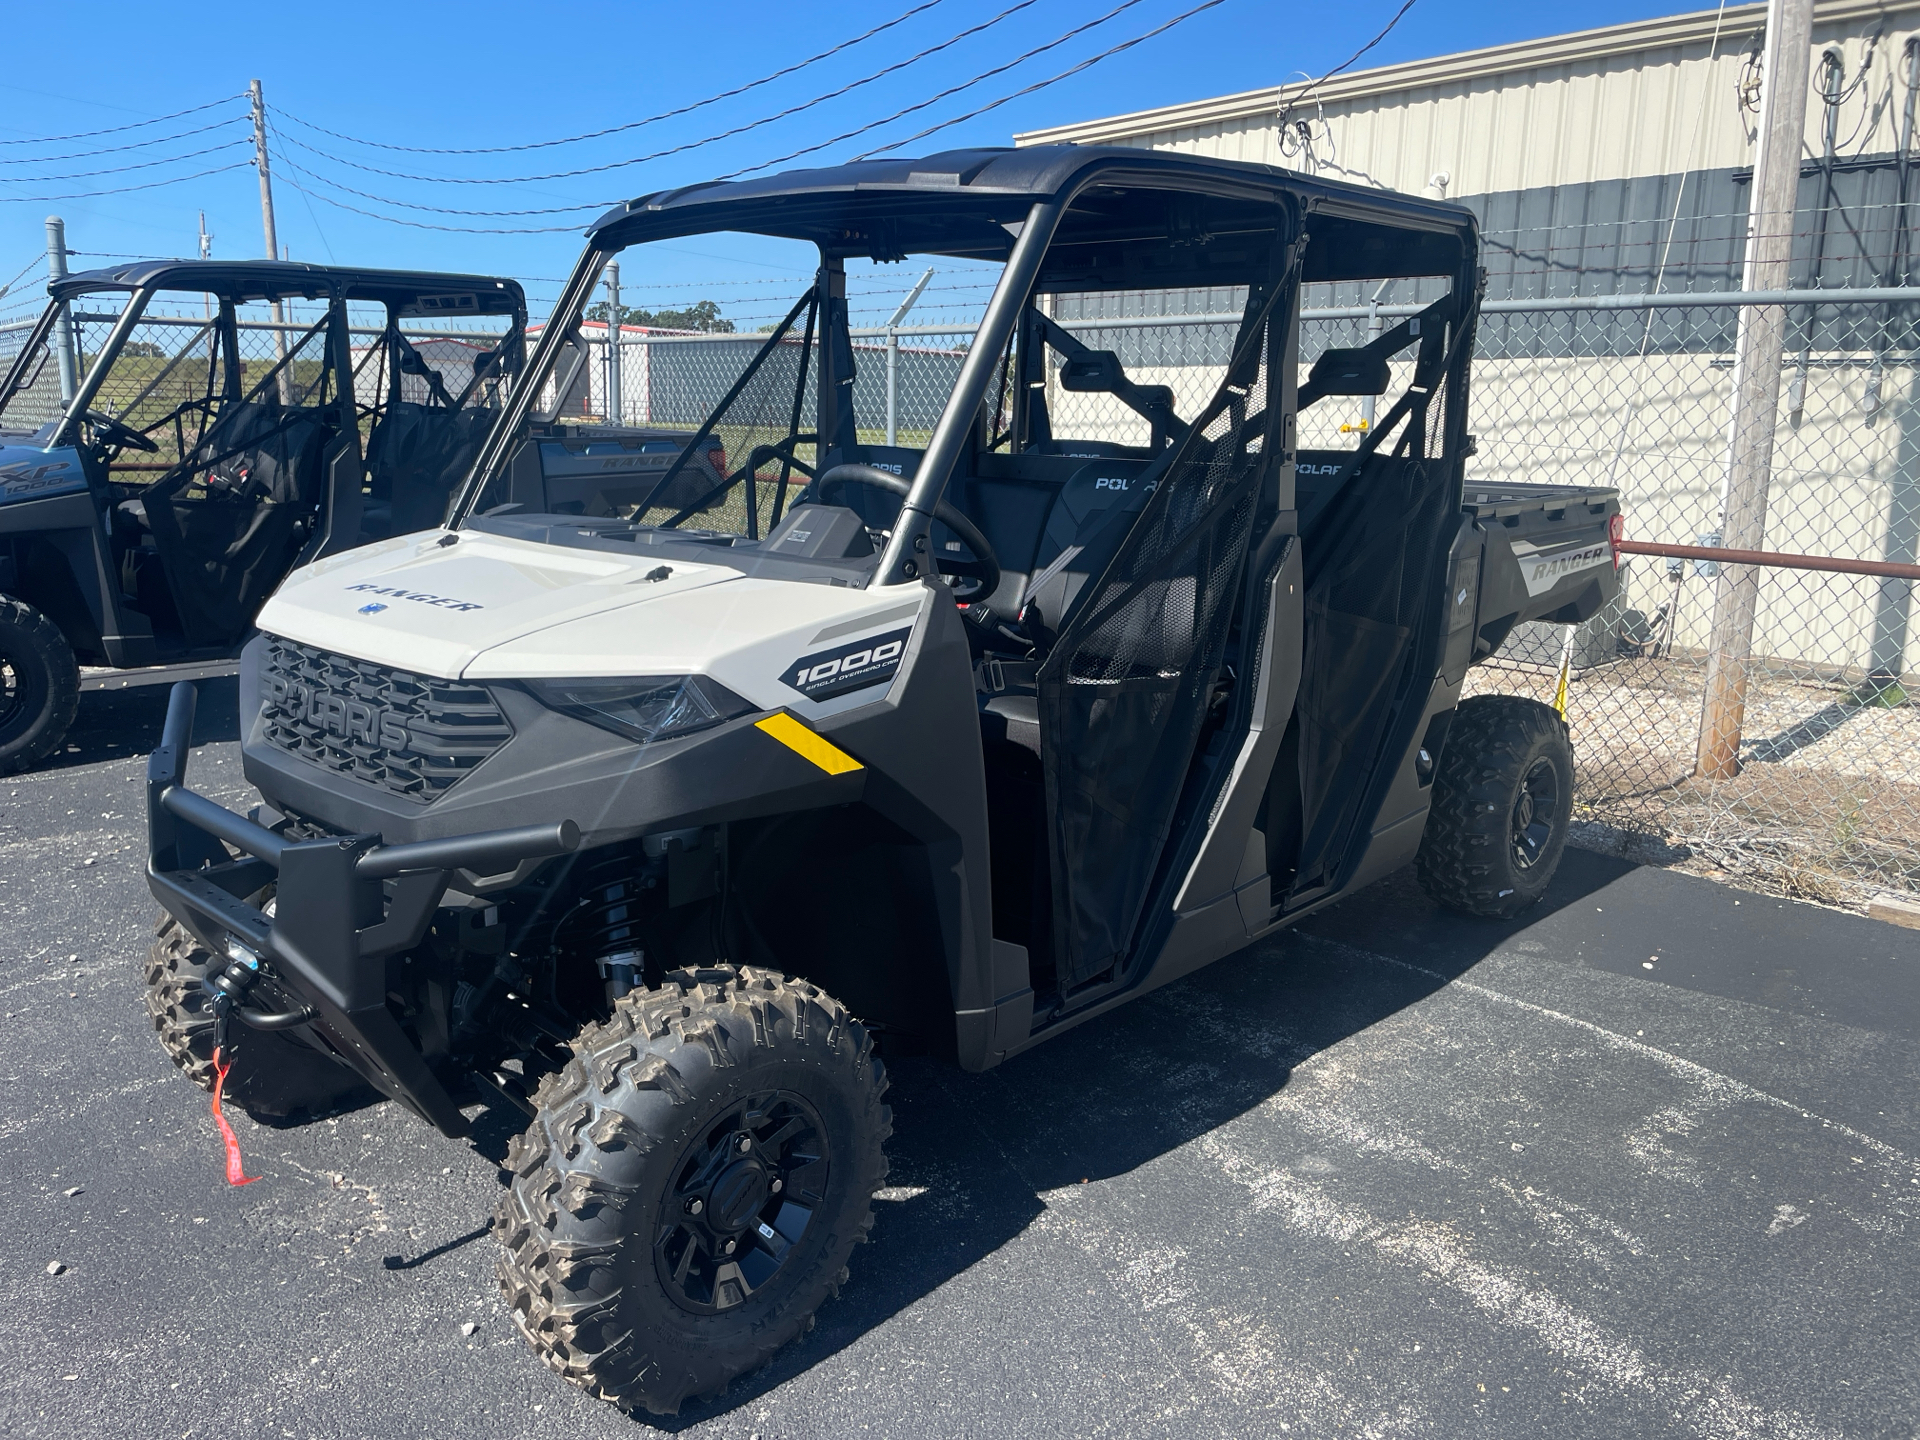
[1449,291,1920,908]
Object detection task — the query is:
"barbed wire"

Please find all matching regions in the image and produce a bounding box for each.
[0,250,42,298]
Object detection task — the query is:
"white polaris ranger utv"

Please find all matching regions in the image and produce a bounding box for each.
[144,146,1621,1414]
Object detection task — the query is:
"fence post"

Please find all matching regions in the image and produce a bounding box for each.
[1696,0,1814,780]
[43,216,78,403]
[885,327,898,447]
[604,260,622,427]
[883,268,934,450]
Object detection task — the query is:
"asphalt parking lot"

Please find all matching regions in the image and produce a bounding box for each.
[3,679,1918,1439]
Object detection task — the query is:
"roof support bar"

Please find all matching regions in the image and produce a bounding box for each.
[877,200,1066,587]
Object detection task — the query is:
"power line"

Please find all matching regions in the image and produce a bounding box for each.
[0,94,245,147]
[263,0,1224,236]
[273,0,952,158]
[0,113,249,167]
[1277,0,1418,129]
[270,147,609,216]
[267,169,593,234]
[729,0,1214,176]
[854,0,1228,160]
[0,160,252,204]
[273,0,1045,188]
[0,137,250,184]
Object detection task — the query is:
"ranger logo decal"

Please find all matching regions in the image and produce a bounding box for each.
[346,582,485,613]
[1519,541,1612,597]
[780,626,911,702]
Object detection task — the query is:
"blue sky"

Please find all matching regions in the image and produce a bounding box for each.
[1,0,1691,327]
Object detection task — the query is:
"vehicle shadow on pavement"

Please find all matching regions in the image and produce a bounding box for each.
[659,851,1632,1428]
[40,676,242,771]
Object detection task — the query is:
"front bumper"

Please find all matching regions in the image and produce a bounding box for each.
[145,683,578,1136]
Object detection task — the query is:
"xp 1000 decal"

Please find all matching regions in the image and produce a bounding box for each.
[780,626,911,702]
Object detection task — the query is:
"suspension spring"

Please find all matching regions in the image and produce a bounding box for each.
[557,849,663,1003]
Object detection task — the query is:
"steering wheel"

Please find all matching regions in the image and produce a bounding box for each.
[83,409,158,454]
[815,463,1000,603]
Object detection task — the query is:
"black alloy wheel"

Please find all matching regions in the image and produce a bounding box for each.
[655,1090,827,1314]
[1510,755,1561,871]
[496,964,891,1415]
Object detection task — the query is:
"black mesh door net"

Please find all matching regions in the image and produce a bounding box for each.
[1036,270,1294,990]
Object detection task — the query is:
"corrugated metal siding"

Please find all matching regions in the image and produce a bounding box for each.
[1060,14,1919,199]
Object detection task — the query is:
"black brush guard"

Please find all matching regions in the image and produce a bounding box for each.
[145,682,578,1136]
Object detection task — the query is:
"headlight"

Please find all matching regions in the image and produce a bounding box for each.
[524,675,754,745]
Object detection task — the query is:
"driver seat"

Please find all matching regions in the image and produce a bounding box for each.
[976,458,1156,758]
[137,400,329,647]
[976,457,1156,657]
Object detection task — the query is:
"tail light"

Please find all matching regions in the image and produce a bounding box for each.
[706,443,727,476]
[1609,512,1625,570]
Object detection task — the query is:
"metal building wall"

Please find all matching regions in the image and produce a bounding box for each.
[1017,2,1920,198]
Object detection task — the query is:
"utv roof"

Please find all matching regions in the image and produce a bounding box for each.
[50,259,526,316]
[587,144,1478,261]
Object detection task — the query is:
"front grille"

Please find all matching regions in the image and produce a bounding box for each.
[260,637,513,803]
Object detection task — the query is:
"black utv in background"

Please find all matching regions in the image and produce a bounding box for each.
[0,261,729,771]
[143,147,1620,1415]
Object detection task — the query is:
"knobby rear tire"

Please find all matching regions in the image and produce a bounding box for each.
[1415,694,1575,918]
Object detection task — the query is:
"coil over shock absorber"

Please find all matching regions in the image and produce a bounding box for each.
[560,850,664,1004]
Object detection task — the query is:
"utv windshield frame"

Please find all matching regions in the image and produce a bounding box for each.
[450,147,1474,586]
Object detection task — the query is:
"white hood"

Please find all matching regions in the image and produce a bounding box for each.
[257,529,931,719]
[256,530,740,677]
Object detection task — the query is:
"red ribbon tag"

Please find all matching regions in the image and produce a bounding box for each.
[210,1047,259,1187]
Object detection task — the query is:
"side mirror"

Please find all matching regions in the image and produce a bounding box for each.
[1306,347,1390,397]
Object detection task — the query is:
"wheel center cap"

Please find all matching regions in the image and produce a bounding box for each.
[709,1160,770,1232]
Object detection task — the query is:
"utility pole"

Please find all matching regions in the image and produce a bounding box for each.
[884,267,934,447]
[1696,0,1814,780]
[44,216,78,404]
[604,260,621,426]
[249,78,290,401]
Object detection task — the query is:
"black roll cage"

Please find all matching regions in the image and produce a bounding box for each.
[0,260,528,458]
[447,147,1479,569]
